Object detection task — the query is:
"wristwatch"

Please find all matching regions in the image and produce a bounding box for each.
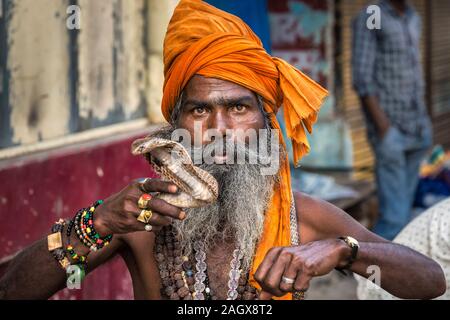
[338,236,360,270]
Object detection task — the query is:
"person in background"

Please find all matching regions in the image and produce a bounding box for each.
[356,198,450,299]
[352,0,433,240]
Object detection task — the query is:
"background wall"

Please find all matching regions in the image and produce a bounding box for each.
[0,0,177,299]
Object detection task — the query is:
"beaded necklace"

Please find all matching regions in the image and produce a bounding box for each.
[155,189,301,300]
[155,225,258,300]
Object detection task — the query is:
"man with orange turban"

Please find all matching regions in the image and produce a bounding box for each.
[1,0,445,301]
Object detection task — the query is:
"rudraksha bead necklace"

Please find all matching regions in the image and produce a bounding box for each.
[155,225,259,300]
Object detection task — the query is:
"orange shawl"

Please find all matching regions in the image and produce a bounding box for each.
[162,0,328,299]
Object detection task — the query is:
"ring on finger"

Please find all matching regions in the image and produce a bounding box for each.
[138,193,153,209]
[137,209,153,224]
[281,276,295,284]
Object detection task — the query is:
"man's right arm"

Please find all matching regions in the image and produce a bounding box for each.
[0,226,123,300]
[0,178,183,300]
[351,10,390,138]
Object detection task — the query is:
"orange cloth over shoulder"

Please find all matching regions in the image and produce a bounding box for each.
[162,0,328,299]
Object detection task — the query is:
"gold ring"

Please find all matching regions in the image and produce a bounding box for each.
[137,209,153,224]
[138,193,152,209]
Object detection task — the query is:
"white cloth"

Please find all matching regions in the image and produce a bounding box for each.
[355,198,450,300]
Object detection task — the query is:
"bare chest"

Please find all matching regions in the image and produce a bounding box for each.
[204,244,236,299]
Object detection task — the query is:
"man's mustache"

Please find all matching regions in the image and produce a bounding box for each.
[187,137,272,165]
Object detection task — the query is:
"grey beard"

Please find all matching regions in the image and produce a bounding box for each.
[147,125,279,273]
[174,162,276,273]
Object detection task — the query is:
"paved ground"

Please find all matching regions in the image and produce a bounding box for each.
[306,270,358,300]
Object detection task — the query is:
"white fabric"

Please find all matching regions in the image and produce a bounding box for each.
[355,198,450,300]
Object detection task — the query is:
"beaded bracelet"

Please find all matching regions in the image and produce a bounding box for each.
[65,219,88,284]
[66,219,88,264]
[48,219,88,285]
[74,208,96,250]
[81,200,112,248]
[74,200,112,252]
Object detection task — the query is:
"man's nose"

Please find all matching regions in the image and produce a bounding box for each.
[208,110,229,139]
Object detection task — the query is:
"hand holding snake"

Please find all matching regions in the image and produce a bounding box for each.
[93,137,219,235]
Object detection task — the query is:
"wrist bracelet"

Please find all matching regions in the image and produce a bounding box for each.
[74,208,96,250]
[82,200,112,249]
[73,200,112,252]
[66,219,88,264]
[48,219,71,271]
[48,219,88,285]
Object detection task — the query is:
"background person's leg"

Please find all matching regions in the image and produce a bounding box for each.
[372,127,409,240]
[404,127,433,219]
[405,147,430,214]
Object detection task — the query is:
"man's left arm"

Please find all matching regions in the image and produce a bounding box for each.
[255,193,446,300]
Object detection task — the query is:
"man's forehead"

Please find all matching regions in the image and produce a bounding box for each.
[184,75,258,103]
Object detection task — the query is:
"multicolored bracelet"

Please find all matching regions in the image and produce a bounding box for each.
[66,219,88,264]
[73,200,112,252]
[73,208,94,250]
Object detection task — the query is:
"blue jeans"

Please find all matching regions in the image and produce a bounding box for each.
[369,125,432,240]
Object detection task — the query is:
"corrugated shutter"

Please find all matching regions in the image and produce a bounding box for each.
[339,0,375,180]
[428,1,450,149]
[338,0,427,180]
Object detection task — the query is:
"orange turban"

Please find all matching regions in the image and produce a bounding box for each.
[162,0,328,299]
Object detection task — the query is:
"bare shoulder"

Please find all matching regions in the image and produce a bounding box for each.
[293,191,385,244]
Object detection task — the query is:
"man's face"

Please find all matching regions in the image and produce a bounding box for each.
[177,75,266,147]
[167,76,276,270]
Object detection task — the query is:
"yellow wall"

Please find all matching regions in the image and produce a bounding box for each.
[0,0,176,151]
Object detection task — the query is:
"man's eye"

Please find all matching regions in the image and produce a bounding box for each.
[193,107,206,115]
[231,105,246,112]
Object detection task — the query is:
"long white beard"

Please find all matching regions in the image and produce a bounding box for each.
[174,161,276,273]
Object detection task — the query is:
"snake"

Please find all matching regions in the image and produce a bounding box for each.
[131,136,219,208]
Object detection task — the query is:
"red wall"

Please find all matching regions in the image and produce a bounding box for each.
[0,132,157,299]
